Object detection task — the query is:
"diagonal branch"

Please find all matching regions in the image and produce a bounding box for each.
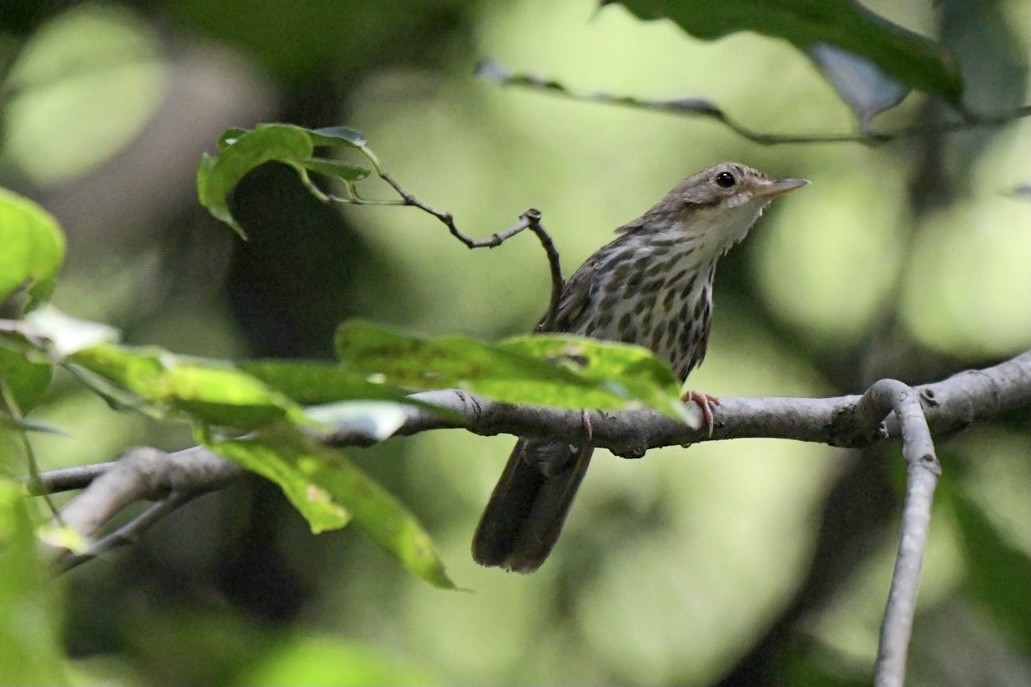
[476,59,1031,146]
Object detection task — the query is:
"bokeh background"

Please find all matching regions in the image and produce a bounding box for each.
[1,0,1028,685]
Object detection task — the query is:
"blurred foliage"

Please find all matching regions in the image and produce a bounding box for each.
[0,481,67,685]
[0,0,1029,686]
[610,0,963,103]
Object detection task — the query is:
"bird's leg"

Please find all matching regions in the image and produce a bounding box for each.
[682,391,720,437]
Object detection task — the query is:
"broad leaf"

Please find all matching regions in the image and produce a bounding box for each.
[607,0,962,104]
[0,188,65,310]
[242,360,409,405]
[0,347,51,414]
[808,42,909,130]
[197,124,372,238]
[201,424,455,589]
[243,359,462,430]
[69,344,307,428]
[334,320,691,423]
[501,335,689,421]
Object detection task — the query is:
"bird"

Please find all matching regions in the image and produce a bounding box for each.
[471,162,808,572]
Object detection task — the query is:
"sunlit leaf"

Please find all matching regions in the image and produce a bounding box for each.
[242,359,462,428]
[607,0,962,104]
[500,335,690,421]
[69,344,306,428]
[334,320,691,423]
[0,188,65,311]
[200,427,351,533]
[201,424,455,589]
[241,360,408,405]
[0,482,68,685]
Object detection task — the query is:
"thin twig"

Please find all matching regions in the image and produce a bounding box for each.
[58,490,199,572]
[521,210,563,330]
[476,60,1031,146]
[0,379,62,520]
[24,462,117,494]
[371,168,565,327]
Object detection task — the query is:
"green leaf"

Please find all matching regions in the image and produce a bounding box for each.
[241,360,408,405]
[0,482,68,685]
[500,335,689,420]
[69,344,306,428]
[949,488,1031,650]
[334,320,690,422]
[197,124,374,238]
[0,347,52,413]
[242,360,463,429]
[197,125,314,238]
[608,0,962,104]
[201,424,455,589]
[0,188,66,310]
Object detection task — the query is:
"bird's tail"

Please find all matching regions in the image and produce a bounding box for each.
[472,438,593,572]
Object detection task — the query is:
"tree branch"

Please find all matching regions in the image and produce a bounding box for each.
[38,446,241,572]
[33,348,1028,523]
[859,381,940,687]
[475,59,1031,146]
[25,349,1030,682]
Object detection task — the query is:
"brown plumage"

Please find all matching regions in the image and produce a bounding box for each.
[472,162,808,572]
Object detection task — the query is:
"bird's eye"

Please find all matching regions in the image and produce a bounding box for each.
[715,171,736,189]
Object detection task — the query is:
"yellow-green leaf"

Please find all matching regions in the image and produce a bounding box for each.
[201,424,455,589]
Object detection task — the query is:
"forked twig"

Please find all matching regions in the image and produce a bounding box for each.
[856,381,941,687]
[58,490,199,572]
[372,168,564,327]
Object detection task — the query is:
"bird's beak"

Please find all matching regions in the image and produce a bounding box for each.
[754,177,809,198]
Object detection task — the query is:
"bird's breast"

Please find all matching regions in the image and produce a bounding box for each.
[570,245,716,382]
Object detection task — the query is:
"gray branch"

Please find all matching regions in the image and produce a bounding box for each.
[29,349,1031,683]
[860,381,941,687]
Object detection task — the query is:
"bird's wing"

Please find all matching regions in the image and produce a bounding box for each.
[538,256,599,333]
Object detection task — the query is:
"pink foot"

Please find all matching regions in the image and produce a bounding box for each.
[683,391,721,437]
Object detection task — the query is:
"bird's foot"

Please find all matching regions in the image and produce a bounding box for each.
[682,390,720,437]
